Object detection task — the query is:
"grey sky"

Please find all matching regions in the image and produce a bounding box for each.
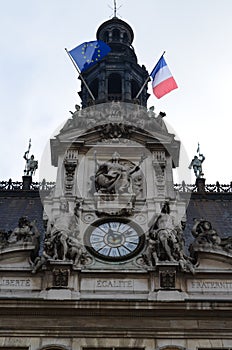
[0,0,232,183]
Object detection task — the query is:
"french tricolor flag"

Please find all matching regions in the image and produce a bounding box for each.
[150,55,178,99]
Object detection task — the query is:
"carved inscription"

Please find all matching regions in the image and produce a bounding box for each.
[188,279,232,292]
[95,279,134,290]
[81,278,148,292]
[0,278,32,289]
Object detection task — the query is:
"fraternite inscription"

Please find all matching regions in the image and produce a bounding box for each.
[188,279,232,292]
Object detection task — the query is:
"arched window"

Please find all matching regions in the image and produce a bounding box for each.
[131,80,140,99]
[112,28,120,41]
[123,32,128,43]
[157,346,187,350]
[108,73,122,97]
[37,346,69,350]
[103,31,109,42]
[90,78,99,99]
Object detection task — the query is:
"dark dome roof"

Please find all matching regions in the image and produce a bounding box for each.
[96,17,134,44]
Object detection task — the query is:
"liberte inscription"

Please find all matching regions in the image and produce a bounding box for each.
[188,279,232,292]
[0,278,32,289]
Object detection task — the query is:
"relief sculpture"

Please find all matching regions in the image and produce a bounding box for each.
[93,151,146,195]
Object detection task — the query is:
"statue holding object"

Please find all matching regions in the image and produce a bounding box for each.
[93,151,146,195]
[23,139,38,176]
[188,143,205,178]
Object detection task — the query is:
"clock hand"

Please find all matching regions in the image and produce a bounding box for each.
[108,228,114,237]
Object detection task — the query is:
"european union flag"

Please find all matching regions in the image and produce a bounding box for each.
[68,40,111,72]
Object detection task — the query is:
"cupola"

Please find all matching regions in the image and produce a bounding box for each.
[78,17,149,108]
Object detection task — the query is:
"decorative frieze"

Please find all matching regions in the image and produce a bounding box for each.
[152,151,166,180]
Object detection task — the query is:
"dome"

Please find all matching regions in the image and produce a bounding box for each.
[96,17,134,46]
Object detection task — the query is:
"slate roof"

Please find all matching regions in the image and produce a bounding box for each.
[0,190,44,233]
[184,192,232,247]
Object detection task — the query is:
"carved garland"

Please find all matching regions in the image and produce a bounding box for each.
[64,149,78,195]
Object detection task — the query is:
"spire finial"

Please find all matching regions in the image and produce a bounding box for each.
[108,0,122,18]
[114,0,117,17]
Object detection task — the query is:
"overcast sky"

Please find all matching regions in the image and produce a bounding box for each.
[0,0,232,184]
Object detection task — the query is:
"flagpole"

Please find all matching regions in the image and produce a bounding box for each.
[150,51,166,76]
[135,51,166,100]
[65,48,95,101]
[135,75,150,100]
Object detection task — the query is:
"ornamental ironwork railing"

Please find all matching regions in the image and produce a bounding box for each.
[174,181,232,193]
[1,179,232,193]
[0,179,55,191]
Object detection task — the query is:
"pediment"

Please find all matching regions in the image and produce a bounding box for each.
[0,244,35,268]
[195,249,232,270]
[58,124,174,144]
[59,102,170,140]
[51,123,180,167]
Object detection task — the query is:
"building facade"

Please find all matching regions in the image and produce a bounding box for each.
[1,15,232,350]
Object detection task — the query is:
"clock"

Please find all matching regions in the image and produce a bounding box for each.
[85,219,145,261]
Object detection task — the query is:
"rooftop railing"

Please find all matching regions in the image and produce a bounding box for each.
[1,179,232,193]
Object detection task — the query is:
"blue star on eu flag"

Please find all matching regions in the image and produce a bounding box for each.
[68,40,111,72]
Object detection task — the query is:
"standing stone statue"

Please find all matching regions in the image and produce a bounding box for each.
[188,143,205,178]
[23,139,38,176]
[148,202,179,262]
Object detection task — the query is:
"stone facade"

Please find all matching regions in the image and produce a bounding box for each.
[1,14,232,350]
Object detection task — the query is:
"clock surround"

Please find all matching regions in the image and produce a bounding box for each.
[84,218,145,262]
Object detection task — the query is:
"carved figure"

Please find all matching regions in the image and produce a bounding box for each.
[145,235,159,266]
[155,111,168,132]
[189,218,232,263]
[145,202,194,272]
[148,106,156,118]
[69,104,80,117]
[0,230,10,249]
[66,236,88,266]
[49,201,80,238]
[32,230,89,273]
[31,238,55,273]
[100,123,132,139]
[23,139,38,176]
[94,151,145,195]
[45,201,80,260]
[221,237,232,252]
[31,200,88,272]
[9,217,39,244]
[148,202,178,262]
[188,144,205,178]
[191,219,221,249]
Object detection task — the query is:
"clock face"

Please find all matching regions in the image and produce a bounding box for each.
[85,219,144,261]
